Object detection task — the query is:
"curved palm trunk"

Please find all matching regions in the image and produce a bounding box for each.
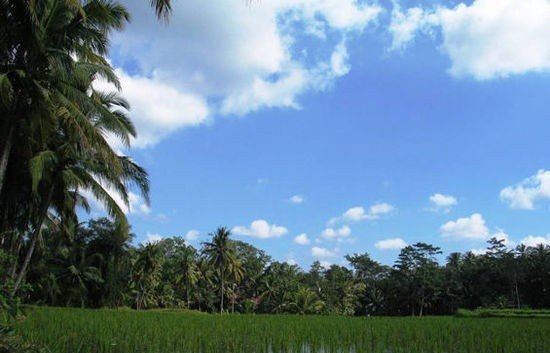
[11,187,53,297]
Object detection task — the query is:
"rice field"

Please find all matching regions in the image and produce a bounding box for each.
[16,307,550,353]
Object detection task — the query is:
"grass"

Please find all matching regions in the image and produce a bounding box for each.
[16,306,550,353]
[456,308,550,318]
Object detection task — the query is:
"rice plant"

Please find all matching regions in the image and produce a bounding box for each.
[15,307,550,353]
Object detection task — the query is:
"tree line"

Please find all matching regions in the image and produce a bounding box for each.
[4,218,548,316]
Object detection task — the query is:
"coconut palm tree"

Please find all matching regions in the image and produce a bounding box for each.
[179,247,199,309]
[8,61,149,296]
[202,227,240,314]
[0,0,151,296]
[284,287,325,315]
[0,0,130,196]
[131,242,164,310]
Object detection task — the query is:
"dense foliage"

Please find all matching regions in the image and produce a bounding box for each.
[17,307,550,353]
[7,218,550,316]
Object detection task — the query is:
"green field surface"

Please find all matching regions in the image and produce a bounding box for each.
[15,307,550,353]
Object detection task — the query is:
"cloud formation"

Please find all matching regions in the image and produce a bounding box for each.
[389,0,550,80]
[500,170,550,210]
[520,235,550,247]
[232,220,288,239]
[311,246,336,259]
[321,225,351,240]
[329,203,394,225]
[440,213,489,240]
[110,0,382,147]
[294,233,311,245]
[185,230,200,242]
[289,195,305,204]
[429,193,457,213]
[375,238,407,250]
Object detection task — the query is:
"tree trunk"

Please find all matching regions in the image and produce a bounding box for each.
[11,229,38,297]
[0,120,14,199]
[220,270,224,314]
[515,280,521,309]
[11,187,53,297]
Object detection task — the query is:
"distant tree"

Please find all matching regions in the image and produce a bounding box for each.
[202,227,239,314]
[393,243,442,316]
[131,243,164,310]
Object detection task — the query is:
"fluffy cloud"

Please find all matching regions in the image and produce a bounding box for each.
[311,246,336,259]
[329,202,394,224]
[93,69,209,150]
[389,0,550,80]
[232,220,288,239]
[520,235,550,247]
[389,5,438,50]
[294,233,311,245]
[144,232,163,244]
[289,195,305,204]
[492,229,515,247]
[109,0,382,147]
[500,170,550,210]
[429,193,457,212]
[374,238,407,250]
[185,230,200,241]
[321,225,351,240]
[440,213,489,240]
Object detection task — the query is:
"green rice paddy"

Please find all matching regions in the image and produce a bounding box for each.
[16,307,550,353]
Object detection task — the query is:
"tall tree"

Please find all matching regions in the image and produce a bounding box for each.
[202,227,238,314]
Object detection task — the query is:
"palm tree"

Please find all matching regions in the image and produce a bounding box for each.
[150,0,173,20]
[284,287,325,315]
[8,64,149,296]
[131,243,164,310]
[202,227,239,314]
[0,1,148,293]
[0,0,130,196]
[179,248,199,309]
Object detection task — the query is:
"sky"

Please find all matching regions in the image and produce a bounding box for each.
[89,0,550,268]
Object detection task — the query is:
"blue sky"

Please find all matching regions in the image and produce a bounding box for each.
[90,0,550,267]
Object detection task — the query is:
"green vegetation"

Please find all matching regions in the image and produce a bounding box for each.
[16,307,550,353]
[456,308,550,318]
[1,217,548,316]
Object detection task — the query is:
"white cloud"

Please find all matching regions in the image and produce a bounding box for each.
[144,232,163,244]
[375,238,407,250]
[286,258,297,266]
[185,230,200,241]
[389,0,550,80]
[520,235,550,247]
[321,225,351,240]
[94,69,209,149]
[311,246,336,259]
[440,213,489,240]
[500,170,550,210]
[429,193,457,212]
[110,0,382,146]
[232,220,288,239]
[492,229,515,247]
[389,5,438,50]
[470,248,488,256]
[289,195,305,204]
[329,202,394,225]
[294,233,311,245]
